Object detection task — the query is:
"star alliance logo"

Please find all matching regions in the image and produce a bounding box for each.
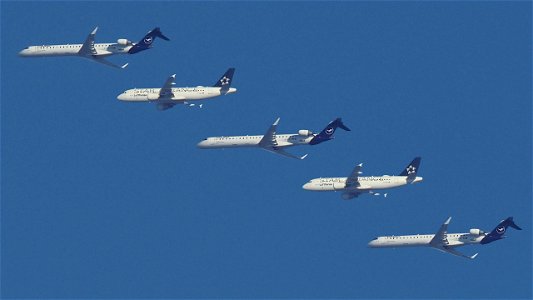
[325,128,334,135]
[496,226,505,234]
[144,36,153,44]
[220,76,230,85]
[406,165,416,174]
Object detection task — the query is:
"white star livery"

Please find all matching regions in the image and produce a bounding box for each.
[197,117,351,159]
[117,68,236,110]
[19,27,170,69]
[302,157,422,199]
[368,217,522,259]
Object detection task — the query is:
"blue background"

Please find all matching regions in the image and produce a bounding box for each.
[2,1,531,299]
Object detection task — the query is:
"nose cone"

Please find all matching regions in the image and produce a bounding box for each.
[197,140,208,148]
[117,92,128,101]
[302,182,316,190]
[19,49,30,57]
[368,240,378,247]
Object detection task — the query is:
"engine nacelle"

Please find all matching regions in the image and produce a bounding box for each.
[147,94,160,101]
[469,228,484,236]
[117,39,131,46]
[298,129,313,136]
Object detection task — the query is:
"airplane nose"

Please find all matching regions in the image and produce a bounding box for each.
[18,49,29,56]
[197,140,208,148]
[117,93,127,101]
[302,182,312,190]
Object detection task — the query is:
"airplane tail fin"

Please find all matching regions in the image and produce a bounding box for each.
[309,118,351,145]
[480,217,522,245]
[398,157,421,182]
[128,27,170,54]
[213,68,236,93]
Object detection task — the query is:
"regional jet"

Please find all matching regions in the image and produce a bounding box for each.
[117,68,236,110]
[197,117,351,159]
[302,157,422,199]
[368,217,522,259]
[19,27,170,69]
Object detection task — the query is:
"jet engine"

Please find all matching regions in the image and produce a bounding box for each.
[117,39,131,46]
[147,94,160,101]
[298,129,313,136]
[469,228,484,236]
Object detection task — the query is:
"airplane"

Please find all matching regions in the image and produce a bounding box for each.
[19,27,170,69]
[368,217,522,259]
[117,68,237,111]
[197,117,351,159]
[302,157,422,199]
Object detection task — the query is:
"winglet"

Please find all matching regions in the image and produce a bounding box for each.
[300,154,308,160]
[91,27,98,35]
[444,216,452,225]
[121,63,129,69]
[470,253,479,259]
[273,117,280,126]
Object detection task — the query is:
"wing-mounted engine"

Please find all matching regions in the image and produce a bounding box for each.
[117,39,132,46]
[469,228,485,236]
[147,93,160,101]
[298,129,313,136]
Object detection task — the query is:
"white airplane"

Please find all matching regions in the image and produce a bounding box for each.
[197,117,351,159]
[368,217,522,259]
[117,68,236,110]
[302,157,422,199]
[19,27,169,69]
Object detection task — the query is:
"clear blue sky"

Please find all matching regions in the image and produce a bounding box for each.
[2,1,531,299]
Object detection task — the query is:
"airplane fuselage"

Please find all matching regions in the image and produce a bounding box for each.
[19,43,132,57]
[117,87,237,103]
[302,176,423,192]
[198,133,315,149]
[368,232,485,248]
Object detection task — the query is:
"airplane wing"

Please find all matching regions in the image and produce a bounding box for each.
[79,27,98,56]
[434,247,478,260]
[159,74,176,98]
[258,117,280,148]
[262,148,307,160]
[341,191,362,200]
[345,163,363,188]
[90,57,128,69]
[430,217,452,247]
[156,103,176,111]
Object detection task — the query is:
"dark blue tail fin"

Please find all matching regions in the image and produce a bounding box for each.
[399,157,422,180]
[128,27,170,54]
[213,68,236,92]
[309,118,351,145]
[480,217,522,245]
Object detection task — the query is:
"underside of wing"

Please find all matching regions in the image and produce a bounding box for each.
[262,148,307,160]
[160,74,176,97]
[430,217,452,247]
[434,246,478,260]
[258,117,280,148]
[79,27,98,56]
[156,103,176,111]
[345,163,363,188]
[90,57,128,69]
[341,191,361,200]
